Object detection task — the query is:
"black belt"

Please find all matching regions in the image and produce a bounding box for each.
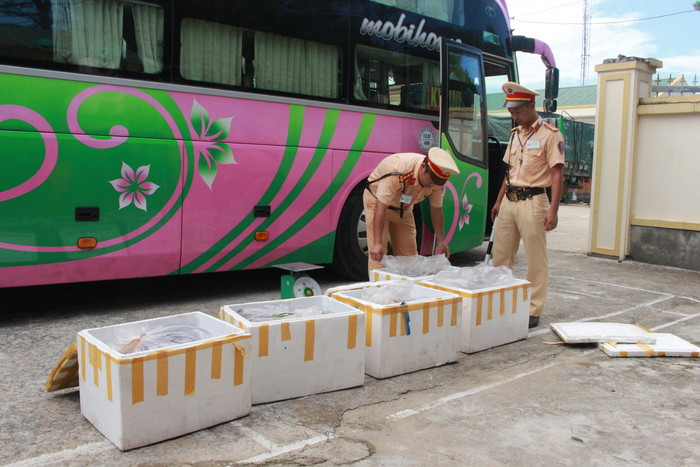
[506,186,546,201]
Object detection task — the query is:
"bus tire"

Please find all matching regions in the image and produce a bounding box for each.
[332,185,369,281]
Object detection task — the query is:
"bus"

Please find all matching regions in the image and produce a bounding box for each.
[0,0,558,287]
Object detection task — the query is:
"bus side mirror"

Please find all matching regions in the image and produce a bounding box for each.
[544,67,559,112]
[545,67,559,100]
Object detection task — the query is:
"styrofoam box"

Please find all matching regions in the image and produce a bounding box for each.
[420,279,531,354]
[330,284,462,379]
[599,333,700,357]
[218,296,365,404]
[370,268,434,283]
[78,312,252,451]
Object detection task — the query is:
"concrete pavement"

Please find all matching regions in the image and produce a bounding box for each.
[1,204,698,466]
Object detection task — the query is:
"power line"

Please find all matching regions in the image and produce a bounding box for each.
[512,9,694,25]
[510,0,583,19]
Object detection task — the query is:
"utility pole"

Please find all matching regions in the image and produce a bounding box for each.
[580,0,591,85]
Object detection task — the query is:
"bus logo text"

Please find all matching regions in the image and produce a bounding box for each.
[360,14,459,51]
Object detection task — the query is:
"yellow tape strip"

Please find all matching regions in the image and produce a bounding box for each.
[304,320,315,362]
[234,343,245,386]
[185,347,196,396]
[635,323,654,333]
[512,288,518,313]
[476,295,483,326]
[451,301,458,326]
[364,305,372,347]
[90,343,101,387]
[259,324,269,357]
[131,358,144,404]
[636,343,655,357]
[437,303,444,327]
[281,322,292,341]
[105,357,113,402]
[80,337,86,382]
[211,341,222,380]
[389,312,398,337]
[423,303,430,334]
[347,314,358,349]
[157,350,168,396]
[487,292,493,321]
[399,308,407,337]
[523,284,529,301]
[499,289,506,316]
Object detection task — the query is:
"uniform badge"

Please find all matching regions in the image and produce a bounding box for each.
[558,141,565,154]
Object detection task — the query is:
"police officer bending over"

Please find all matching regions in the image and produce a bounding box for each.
[363,147,460,276]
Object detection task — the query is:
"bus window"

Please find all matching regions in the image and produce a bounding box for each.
[180,18,244,87]
[354,44,440,113]
[370,0,464,25]
[444,48,485,164]
[0,0,164,75]
[253,31,340,99]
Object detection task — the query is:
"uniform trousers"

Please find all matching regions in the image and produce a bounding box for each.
[363,190,419,273]
[492,193,550,317]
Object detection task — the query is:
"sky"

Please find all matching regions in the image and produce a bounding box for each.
[503,0,700,90]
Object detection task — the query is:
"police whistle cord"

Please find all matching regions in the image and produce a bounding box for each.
[484,216,497,265]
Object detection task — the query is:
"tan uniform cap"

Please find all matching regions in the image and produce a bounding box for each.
[502,81,539,108]
[427,147,460,182]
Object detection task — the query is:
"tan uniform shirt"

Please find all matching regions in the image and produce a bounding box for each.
[504,117,565,187]
[367,153,443,209]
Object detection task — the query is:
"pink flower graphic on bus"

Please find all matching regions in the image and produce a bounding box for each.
[190,99,237,189]
[109,162,160,211]
[458,194,473,229]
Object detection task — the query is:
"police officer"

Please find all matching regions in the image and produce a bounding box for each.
[491,82,565,328]
[364,147,460,275]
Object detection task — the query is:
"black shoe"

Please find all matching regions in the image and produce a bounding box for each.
[528,316,540,329]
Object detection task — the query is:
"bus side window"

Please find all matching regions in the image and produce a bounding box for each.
[354,44,440,113]
[52,0,163,74]
[252,31,340,99]
[180,18,245,87]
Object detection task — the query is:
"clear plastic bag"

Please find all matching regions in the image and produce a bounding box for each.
[381,254,452,277]
[361,281,414,305]
[433,264,514,290]
[236,303,327,322]
[111,324,213,354]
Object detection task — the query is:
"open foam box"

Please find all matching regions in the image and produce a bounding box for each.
[77,312,251,451]
[218,296,365,404]
[330,283,462,379]
[419,278,531,353]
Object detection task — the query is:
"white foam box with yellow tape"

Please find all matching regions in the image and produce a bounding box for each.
[419,279,531,354]
[330,284,462,379]
[77,312,251,451]
[218,296,365,404]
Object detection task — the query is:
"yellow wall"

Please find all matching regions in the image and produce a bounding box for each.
[632,95,700,231]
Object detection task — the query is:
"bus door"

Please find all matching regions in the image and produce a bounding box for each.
[437,39,489,251]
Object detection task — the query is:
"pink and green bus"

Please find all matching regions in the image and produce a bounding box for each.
[0,0,558,287]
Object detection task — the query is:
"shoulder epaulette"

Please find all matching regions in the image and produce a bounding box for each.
[543,122,559,132]
[398,172,413,182]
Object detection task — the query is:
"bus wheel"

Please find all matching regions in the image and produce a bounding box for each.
[332,185,369,280]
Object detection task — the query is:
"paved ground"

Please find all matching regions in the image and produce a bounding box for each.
[1,204,698,466]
